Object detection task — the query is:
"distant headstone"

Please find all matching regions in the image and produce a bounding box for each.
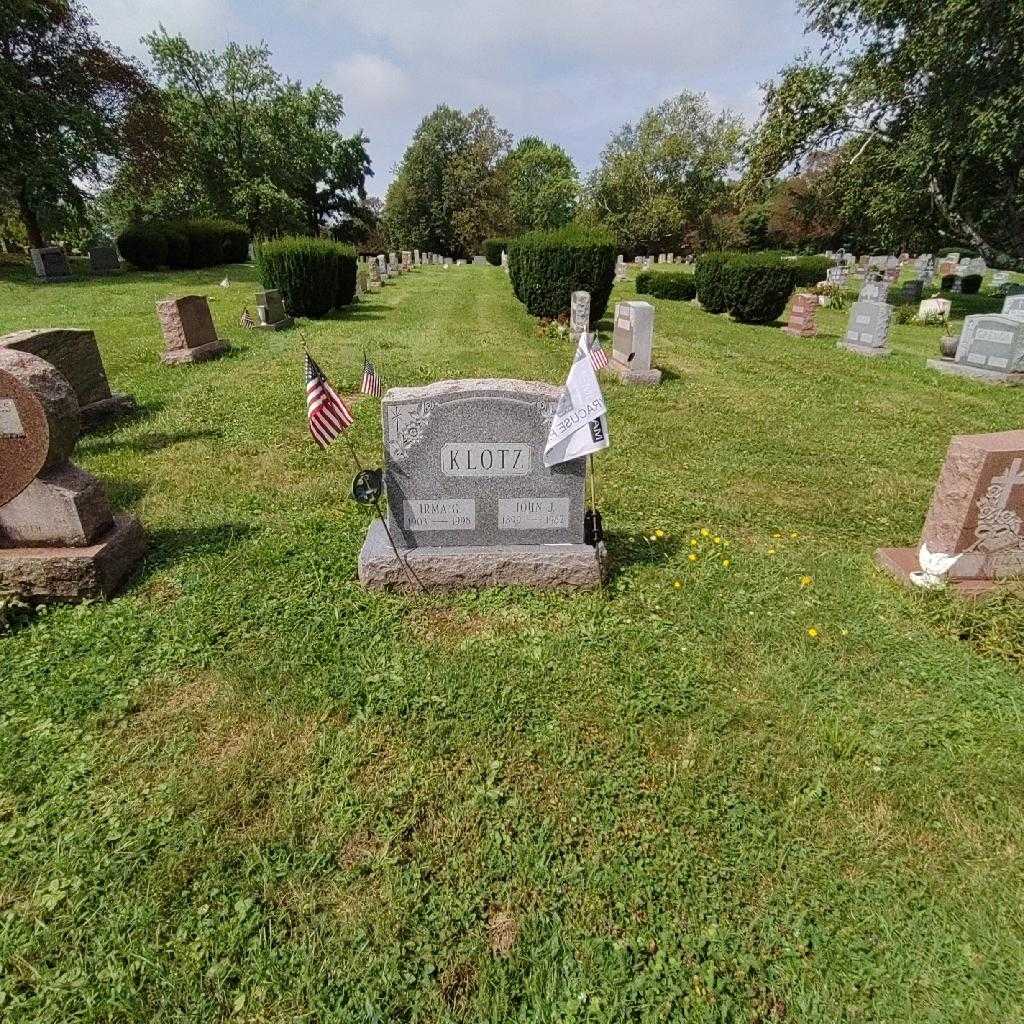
[1003,295,1024,321]
[501,250,509,273]
[0,349,144,602]
[928,313,1024,384]
[156,296,228,365]
[358,379,603,590]
[918,298,952,322]
[30,247,72,283]
[569,291,590,342]
[783,293,818,338]
[472,255,486,265]
[859,279,888,303]
[356,262,369,297]
[992,271,1010,289]
[840,300,892,358]
[88,244,121,274]
[826,267,848,286]
[0,328,135,430]
[607,301,661,384]
[902,279,924,303]
[877,430,1024,594]
[255,288,293,330]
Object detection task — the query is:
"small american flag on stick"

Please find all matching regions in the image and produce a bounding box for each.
[240,306,255,329]
[587,333,609,371]
[305,352,353,448]
[361,353,382,398]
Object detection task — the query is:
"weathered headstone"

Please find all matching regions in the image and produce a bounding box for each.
[30,247,73,283]
[783,293,818,337]
[1003,295,1024,321]
[992,271,1010,289]
[840,300,893,357]
[358,379,603,590]
[88,244,121,275]
[156,296,228,365]
[902,279,924,303]
[472,255,486,266]
[918,298,952,322]
[826,267,848,286]
[569,291,590,342]
[877,430,1024,595]
[0,349,144,602]
[255,288,293,330]
[356,262,369,297]
[859,279,888,303]
[0,329,135,430]
[928,313,1024,383]
[501,250,509,273]
[606,301,661,384]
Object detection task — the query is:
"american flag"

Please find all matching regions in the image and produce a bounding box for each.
[361,353,382,398]
[587,333,609,371]
[240,306,255,329]
[305,352,353,448]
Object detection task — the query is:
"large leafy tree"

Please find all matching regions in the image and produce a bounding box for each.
[495,137,579,234]
[112,31,372,237]
[0,0,152,246]
[744,0,1024,264]
[384,105,511,256]
[583,91,745,254]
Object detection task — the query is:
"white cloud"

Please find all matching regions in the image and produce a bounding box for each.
[331,53,414,116]
[86,0,238,59]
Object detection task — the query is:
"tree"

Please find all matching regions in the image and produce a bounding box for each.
[583,92,745,255]
[744,0,1024,265]
[384,105,511,256]
[0,0,152,246]
[109,30,372,237]
[495,137,578,234]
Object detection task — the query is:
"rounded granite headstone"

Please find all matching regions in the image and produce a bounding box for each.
[0,349,80,506]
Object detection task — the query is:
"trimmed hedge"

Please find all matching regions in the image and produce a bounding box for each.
[694,252,737,313]
[483,237,512,266]
[721,254,796,323]
[115,224,168,271]
[789,255,831,288]
[507,227,616,323]
[117,218,249,270]
[255,236,357,318]
[636,269,697,301]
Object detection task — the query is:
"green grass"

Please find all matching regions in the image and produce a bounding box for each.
[2,259,1024,1022]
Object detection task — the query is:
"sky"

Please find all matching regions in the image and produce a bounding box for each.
[86,0,816,199]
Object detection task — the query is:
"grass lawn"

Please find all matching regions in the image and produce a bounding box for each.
[2,259,1023,1022]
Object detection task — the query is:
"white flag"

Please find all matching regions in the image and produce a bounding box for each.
[544,332,610,467]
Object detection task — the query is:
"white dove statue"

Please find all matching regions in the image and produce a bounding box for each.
[909,542,962,589]
[220,277,230,288]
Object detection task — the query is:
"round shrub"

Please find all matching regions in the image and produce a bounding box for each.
[163,225,191,269]
[507,227,616,323]
[960,274,983,295]
[483,237,512,266]
[174,219,249,268]
[255,236,357,318]
[116,223,168,270]
[720,254,796,324]
[637,270,696,301]
[694,252,737,313]
[788,255,831,288]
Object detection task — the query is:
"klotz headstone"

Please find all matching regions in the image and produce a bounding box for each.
[156,295,228,365]
[30,247,73,283]
[840,300,893,358]
[254,288,293,330]
[569,291,591,343]
[928,313,1024,384]
[88,244,121,274]
[0,328,136,430]
[0,349,145,602]
[783,293,818,338]
[606,301,661,384]
[877,430,1024,595]
[358,379,604,591]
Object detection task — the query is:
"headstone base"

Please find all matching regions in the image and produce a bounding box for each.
[926,359,1024,385]
[0,515,145,603]
[81,393,137,430]
[358,520,605,592]
[161,339,229,365]
[874,546,1018,598]
[604,359,662,385]
[837,341,890,359]
[257,316,294,331]
[782,326,817,338]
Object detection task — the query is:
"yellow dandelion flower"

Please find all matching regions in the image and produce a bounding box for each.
[807,627,818,638]
[790,532,799,539]
[700,528,710,537]
[800,575,813,588]
[688,553,698,562]
[673,580,682,589]
[690,538,698,547]
[655,529,665,538]
[767,548,776,556]
[841,628,849,636]
[713,536,722,544]
[722,559,731,567]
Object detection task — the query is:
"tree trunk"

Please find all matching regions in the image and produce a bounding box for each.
[17,179,44,248]
[929,176,1022,270]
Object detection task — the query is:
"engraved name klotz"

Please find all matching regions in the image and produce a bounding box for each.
[381,379,587,549]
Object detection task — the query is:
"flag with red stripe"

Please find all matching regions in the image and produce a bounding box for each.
[587,332,609,370]
[305,352,353,448]
[361,353,382,398]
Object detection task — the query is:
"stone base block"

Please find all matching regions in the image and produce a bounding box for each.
[0,463,113,546]
[838,341,890,359]
[257,316,294,331]
[358,519,605,592]
[0,516,145,603]
[604,359,662,385]
[80,393,137,430]
[874,546,1019,598]
[161,340,229,365]
[926,359,1024,385]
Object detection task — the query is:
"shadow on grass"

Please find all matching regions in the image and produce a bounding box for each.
[142,522,255,573]
[321,302,388,323]
[601,530,685,584]
[80,401,167,441]
[84,427,223,457]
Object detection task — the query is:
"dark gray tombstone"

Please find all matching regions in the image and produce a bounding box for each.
[30,247,73,283]
[840,300,893,357]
